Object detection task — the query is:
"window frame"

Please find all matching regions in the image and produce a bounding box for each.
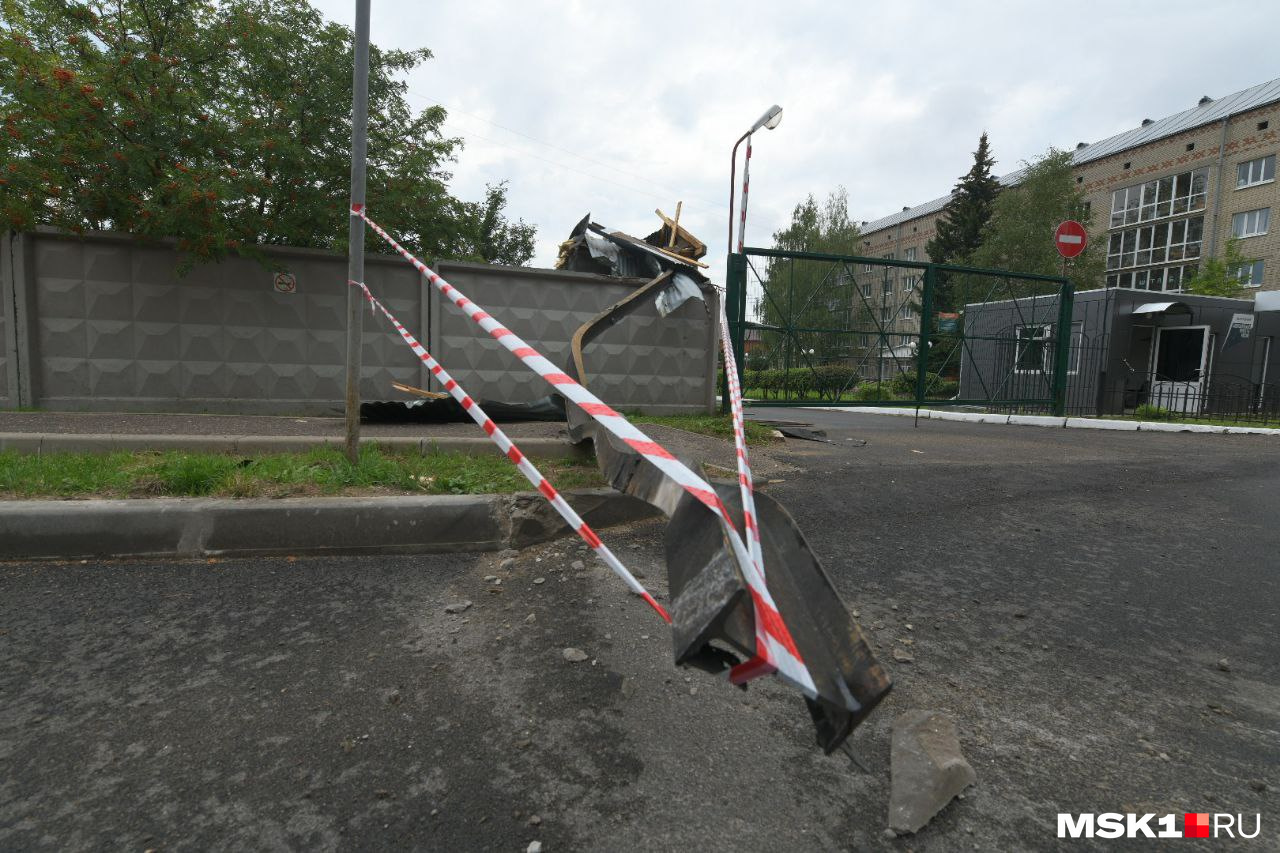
[1231,207,1270,238]
[1236,155,1276,189]
[1014,324,1054,375]
[1234,260,1265,288]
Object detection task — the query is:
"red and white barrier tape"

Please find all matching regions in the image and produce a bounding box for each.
[353,204,816,696]
[714,306,775,685]
[348,278,670,623]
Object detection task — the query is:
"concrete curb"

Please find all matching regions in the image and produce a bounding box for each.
[805,406,1280,436]
[0,432,587,459]
[0,488,659,561]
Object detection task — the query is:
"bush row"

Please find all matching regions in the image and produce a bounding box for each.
[740,368,959,401]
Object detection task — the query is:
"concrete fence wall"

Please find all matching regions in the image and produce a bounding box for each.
[0,230,717,416]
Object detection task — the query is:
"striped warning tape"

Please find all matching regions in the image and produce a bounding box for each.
[714,305,774,686]
[348,278,670,623]
[353,205,816,696]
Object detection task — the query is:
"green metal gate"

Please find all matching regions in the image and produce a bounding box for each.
[724,248,1075,414]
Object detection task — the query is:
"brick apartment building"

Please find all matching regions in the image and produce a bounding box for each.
[858,78,1280,328]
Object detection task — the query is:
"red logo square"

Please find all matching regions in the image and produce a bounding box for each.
[1185,812,1210,839]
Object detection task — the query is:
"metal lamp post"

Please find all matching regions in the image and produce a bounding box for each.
[727,104,782,254]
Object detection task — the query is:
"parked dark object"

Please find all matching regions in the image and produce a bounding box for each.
[361,394,567,424]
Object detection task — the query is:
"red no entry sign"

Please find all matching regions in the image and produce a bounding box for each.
[1055,220,1087,258]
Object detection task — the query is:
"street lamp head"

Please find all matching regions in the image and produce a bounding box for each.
[751,104,783,133]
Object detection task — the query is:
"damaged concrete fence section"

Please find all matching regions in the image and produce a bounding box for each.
[558,212,892,754]
[0,229,718,416]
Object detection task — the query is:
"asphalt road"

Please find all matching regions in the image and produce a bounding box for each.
[2,412,1277,851]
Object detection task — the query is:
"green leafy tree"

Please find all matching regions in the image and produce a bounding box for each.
[757,187,862,373]
[968,148,1105,287]
[1182,238,1255,298]
[925,131,1000,310]
[0,0,534,265]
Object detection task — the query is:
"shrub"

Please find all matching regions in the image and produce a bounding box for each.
[853,381,893,401]
[925,378,960,399]
[811,365,859,401]
[1134,403,1173,421]
[889,372,917,397]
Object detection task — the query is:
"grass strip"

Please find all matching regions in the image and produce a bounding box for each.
[0,445,603,500]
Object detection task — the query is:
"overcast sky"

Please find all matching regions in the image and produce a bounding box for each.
[310,1,1278,280]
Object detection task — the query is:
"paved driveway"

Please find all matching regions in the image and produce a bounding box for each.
[2,412,1276,851]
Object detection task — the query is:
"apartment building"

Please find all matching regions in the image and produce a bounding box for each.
[860,78,1280,304]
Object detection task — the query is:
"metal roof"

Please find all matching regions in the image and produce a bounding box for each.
[861,77,1280,236]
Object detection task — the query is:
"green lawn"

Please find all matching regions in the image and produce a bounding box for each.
[0,446,603,500]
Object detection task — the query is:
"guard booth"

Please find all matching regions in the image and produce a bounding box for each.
[960,288,1280,418]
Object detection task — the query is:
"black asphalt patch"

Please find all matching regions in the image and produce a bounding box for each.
[2,412,1276,850]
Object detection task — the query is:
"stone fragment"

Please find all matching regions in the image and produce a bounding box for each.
[571,560,585,571]
[892,648,914,663]
[887,710,976,835]
[444,601,472,614]
[533,577,546,585]
[1217,658,1231,672]
[562,647,588,662]
[527,842,543,853]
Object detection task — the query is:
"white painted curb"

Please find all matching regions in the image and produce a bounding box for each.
[801,407,1280,436]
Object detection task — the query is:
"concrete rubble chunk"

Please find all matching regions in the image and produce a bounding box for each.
[443,601,472,614]
[888,710,976,835]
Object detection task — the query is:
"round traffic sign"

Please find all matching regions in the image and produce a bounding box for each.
[1055,220,1087,258]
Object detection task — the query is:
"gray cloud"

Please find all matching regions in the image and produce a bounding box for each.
[310,0,1278,281]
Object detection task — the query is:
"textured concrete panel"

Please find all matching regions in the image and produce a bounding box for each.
[28,232,426,411]
[433,261,714,413]
[20,232,711,414]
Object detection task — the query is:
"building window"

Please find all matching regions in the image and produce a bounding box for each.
[1015,325,1053,374]
[1107,264,1199,293]
[902,304,915,320]
[904,247,917,262]
[860,334,870,347]
[1109,168,1207,227]
[861,283,872,298]
[1259,121,1270,131]
[902,273,918,293]
[1237,155,1276,188]
[1107,216,1203,270]
[882,277,893,294]
[880,306,891,323]
[1068,322,1085,375]
[1234,260,1265,288]
[900,335,911,347]
[1232,208,1270,238]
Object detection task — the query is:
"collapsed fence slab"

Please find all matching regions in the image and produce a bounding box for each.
[357,205,891,752]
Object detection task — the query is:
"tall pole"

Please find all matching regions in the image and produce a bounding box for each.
[737,136,752,253]
[344,0,371,464]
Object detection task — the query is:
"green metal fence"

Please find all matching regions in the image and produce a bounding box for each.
[724,248,1074,414]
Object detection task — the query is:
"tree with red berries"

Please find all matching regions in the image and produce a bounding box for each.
[0,0,535,264]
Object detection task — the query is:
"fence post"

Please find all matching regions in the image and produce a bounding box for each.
[723,252,748,414]
[1051,279,1075,417]
[913,265,935,406]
